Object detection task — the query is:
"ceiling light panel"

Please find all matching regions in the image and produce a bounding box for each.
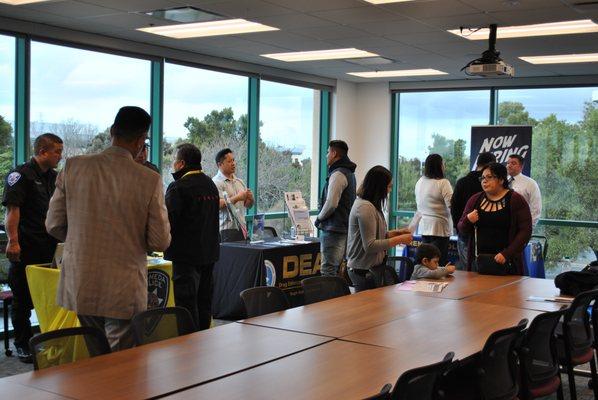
[448,20,598,40]
[519,53,598,64]
[0,0,53,4]
[348,69,448,78]
[261,48,379,62]
[137,19,278,39]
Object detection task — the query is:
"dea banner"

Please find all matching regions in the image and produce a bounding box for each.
[470,125,532,176]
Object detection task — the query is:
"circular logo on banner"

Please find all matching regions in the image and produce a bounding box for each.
[147,269,170,309]
[265,260,276,286]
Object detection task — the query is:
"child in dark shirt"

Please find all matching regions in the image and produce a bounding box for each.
[411,243,455,279]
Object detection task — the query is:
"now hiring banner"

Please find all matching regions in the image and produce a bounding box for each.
[470,125,533,176]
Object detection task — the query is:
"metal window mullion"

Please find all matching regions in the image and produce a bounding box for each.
[247,77,259,218]
[150,59,164,170]
[489,87,498,125]
[318,90,331,197]
[389,92,400,230]
[15,35,29,165]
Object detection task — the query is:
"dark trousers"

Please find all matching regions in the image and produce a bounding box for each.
[173,262,214,331]
[7,262,34,351]
[421,236,450,266]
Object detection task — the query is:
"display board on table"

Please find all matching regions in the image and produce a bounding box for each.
[284,191,314,237]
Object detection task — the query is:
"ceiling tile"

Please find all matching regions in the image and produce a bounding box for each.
[459,0,567,13]
[378,0,478,19]
[311,6,401,25]
[79,0,187,13]
[79,12,169,30]
[23,1,121,18]
[349,19,436,36]
[488,7,584,26]
[295,25,372,40]
[262,0,364,13]
[253,13,333,30]
[329,36,403,49]
[200,0,295,18]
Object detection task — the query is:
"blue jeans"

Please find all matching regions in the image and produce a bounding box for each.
[457,236,469,271]
[320,230,347,277]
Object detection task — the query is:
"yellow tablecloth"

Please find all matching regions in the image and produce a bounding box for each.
[25,259,174,367]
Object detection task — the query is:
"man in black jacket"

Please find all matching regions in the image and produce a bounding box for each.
[315,140,357,277]
[450,152,496,269]
[165,143,220,330]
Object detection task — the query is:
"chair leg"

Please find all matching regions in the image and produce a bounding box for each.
[556,377,564,400]
[567,365,577,400]
[590,357,598,399]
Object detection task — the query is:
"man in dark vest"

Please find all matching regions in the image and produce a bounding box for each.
[315,140,356,277]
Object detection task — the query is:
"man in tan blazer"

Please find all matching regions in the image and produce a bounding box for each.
[46,106,171,351]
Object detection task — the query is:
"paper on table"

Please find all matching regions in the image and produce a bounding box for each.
[396,280,449,293]
[527,295,573,303]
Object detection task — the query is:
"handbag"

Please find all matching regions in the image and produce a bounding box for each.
[474,226,512,276]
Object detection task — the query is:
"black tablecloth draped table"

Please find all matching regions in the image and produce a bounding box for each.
[212,238,321,319]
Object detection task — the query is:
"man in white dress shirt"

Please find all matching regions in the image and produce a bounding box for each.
[507,154,542,227]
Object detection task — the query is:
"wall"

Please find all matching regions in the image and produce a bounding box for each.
[332,80,391,182]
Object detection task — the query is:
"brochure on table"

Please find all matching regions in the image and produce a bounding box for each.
[284,191,314,236]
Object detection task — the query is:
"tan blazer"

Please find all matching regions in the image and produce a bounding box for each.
[46,146,171,319]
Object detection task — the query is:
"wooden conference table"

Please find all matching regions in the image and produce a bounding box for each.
[4,272,561,400]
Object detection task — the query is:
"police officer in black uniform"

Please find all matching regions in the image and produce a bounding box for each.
[2,133,63,362]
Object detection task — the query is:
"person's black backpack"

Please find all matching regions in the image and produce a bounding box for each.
[555,261,598,296]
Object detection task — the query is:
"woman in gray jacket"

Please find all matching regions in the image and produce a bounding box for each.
[346,166,412,292]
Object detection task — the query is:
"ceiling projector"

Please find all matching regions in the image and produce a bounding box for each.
[462,24,514,78]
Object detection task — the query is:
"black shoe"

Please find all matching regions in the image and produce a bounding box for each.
[16,347,33,364]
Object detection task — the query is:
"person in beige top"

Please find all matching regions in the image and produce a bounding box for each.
[46,106,171,351]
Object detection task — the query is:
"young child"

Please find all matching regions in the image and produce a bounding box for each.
[411,243,456,279]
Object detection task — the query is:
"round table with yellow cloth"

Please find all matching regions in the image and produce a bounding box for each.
[25,258,173,367]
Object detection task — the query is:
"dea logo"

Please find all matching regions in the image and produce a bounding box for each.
[265,259,276,286]
[147,269,170,309]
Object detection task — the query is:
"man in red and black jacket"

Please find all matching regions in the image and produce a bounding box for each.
[164,143,220,330]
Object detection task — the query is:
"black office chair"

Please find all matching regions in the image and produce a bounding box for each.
[390,352,455,400]
[220,228,245,242]
[262,226,278,238]
[369,264,400,288]
[556,288,598,400]
[518,308,566,400]
[301,276,350,305]
[131,306,197,346]
[29,326,111,370]
[388,256,415,282]
[477,319,528,400]
[240,286,290,318]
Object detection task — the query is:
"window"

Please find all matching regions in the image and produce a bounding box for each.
[0,34,15,290]
[396,90,491,211]
[258,81,320,213]
[497,87,598,273]
[30,42,151,159]
[163,63,248,187]
[0,34,15,182]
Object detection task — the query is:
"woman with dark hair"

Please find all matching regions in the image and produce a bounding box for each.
[458,162,532,275]
[346,166,412,292]
[413,154,453,265]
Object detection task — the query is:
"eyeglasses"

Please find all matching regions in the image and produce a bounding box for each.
[478,175,498,182]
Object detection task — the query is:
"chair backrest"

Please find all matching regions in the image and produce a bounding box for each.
[388,256,415,282]
[369,264,400,287]
[478,319,528,400]
[519,309,566,390]
[262,226,278,238]
[562,288,598,354]
[131,306,197,346]
[240,286,290,318]
[220,229,245,242]
[301,276,350,305]
[391,352,454,400]
[29,326,110,370]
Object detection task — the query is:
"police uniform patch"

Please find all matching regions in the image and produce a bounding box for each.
[7,172,21,186]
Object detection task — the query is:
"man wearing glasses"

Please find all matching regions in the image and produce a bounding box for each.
[135,142,160,174]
